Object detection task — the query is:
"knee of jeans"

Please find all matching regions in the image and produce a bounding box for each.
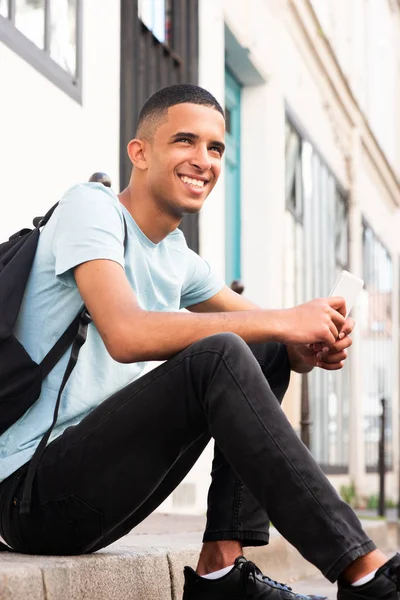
[197,332,250,357]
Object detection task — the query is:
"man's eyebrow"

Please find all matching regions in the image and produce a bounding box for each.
[170,132,199,141]
[170,132,225,153]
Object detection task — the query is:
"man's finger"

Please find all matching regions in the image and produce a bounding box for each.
[328,322,339,343]
[328,296,347,317]
[329,307,346,329]
[317,360,345,371]
[321,336,353,354]
[340,317,355,336]
[318,350,348,364]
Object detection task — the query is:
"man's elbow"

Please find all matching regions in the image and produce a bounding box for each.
[104,323,143,364]
[108,339,136,363]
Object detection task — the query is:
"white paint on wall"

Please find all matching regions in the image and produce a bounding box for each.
[0,0,120,241]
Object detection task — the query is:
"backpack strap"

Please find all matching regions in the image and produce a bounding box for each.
[32,202,59,228]
[19,215,128,515]
[19,308,92,514]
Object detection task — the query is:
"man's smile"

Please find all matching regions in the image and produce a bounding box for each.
[178,174,210,192]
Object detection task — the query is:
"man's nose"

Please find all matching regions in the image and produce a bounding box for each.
[190,146,212,171]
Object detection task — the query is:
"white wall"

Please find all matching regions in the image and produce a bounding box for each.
[0,0,120,240]
[310,0,400,176]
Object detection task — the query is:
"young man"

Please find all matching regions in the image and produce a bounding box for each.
[0,84,398,600]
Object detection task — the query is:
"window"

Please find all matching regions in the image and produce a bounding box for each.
[0,0,9,17]
[0,0,82,101]
[284,119,350,471]
[138,0,172,46]
[361,224,393,471]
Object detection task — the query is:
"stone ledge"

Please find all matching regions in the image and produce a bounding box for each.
[0,519,391,600]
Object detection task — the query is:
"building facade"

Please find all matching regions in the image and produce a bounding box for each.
[164,0,400,514]
[1,0,400,515]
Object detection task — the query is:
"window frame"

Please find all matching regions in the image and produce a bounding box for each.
[285,109,351,474]
[361,218,394,473]
[0,0,83,103]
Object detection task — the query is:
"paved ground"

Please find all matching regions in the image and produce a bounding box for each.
[133,512,206,535]
[293,575,336,598]
[357,508,398,522]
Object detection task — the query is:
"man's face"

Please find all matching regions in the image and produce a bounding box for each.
[144,103,225,217]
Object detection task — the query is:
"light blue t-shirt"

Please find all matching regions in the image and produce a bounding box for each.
[0,183,224,481]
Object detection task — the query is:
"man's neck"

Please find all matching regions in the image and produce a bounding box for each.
[118,186,180,244]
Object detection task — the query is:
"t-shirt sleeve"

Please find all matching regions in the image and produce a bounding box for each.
[53,183,125,287]
[180,247,225,309]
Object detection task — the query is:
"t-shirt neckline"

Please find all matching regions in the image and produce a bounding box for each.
[121,204,158,249]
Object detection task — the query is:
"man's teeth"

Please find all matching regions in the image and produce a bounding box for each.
[180,176,205,188]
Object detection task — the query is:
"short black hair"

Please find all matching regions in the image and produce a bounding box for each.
[135,84,224,139]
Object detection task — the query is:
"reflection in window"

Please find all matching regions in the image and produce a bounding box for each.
[15,0,45,49]
[0,0,9,17]
[284,120,350,469]
[50,0,77,77]
[138,0,172,46]
[2,0,79,81]
[361,224,393,470]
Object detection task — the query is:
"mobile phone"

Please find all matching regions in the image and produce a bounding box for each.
[329,270,364,318]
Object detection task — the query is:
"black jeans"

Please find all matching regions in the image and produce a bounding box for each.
[0,334,375,581]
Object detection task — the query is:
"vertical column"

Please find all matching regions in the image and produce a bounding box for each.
[241,77,286,307]
[198,0,226,279]
[347,125,366,490]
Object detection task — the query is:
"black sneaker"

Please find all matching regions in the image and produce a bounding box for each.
[182,555,328,599]
[337,554,400,599]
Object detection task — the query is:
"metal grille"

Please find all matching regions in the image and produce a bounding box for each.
[284,119,350,471]
[120,0,199,251]
[361,223,393,471]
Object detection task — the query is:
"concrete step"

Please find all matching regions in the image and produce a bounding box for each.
[0,518,394,600]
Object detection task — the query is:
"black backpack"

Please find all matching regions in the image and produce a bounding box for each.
[0,201,127,516]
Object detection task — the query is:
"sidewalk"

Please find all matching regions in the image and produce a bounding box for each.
[0,513,396,600]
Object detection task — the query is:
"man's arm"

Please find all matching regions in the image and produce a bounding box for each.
[74,260,346,364]
[188,285,354,373]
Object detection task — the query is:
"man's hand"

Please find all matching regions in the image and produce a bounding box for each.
[287,317,355,373]
[278,297,346,346]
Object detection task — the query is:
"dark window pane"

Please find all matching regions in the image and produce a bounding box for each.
[285,123,302,216]
[15,0,45,49]
[50,0,77,77]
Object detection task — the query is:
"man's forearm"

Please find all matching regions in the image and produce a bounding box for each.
[112,308,286,363]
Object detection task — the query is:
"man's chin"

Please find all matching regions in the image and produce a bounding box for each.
[174,196,206,216]
[182,203,203,215]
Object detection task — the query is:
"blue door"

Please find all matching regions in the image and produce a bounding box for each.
[225,70,242,285]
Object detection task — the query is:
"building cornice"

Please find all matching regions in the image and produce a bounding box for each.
[289,0,400,208]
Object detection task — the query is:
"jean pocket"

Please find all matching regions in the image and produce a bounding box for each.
[20,495,104,555]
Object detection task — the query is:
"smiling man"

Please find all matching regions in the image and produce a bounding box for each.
[0,85,398,600]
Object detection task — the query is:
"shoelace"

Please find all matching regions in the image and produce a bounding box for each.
[241,560,310,598]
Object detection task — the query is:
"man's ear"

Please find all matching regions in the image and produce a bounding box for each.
[127,139,148,170]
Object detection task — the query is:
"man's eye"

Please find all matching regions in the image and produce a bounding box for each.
[176,137,192,144]
[210,146,222,155]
